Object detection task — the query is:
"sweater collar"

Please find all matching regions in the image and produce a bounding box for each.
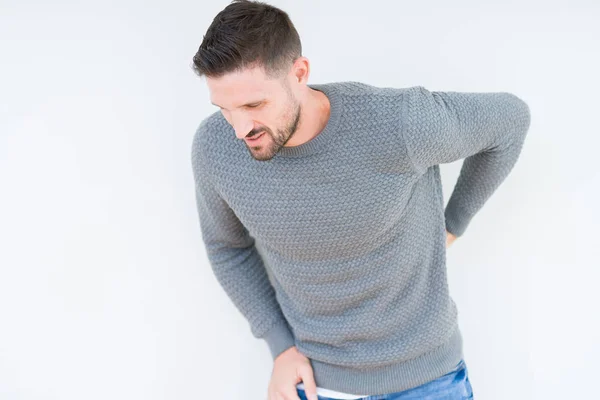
[275,82,342,158]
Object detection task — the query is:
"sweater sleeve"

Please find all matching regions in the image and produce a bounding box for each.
[191,124,296,361]
[400,86,531,237]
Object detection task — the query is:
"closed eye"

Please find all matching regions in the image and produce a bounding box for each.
[211,101,264,110]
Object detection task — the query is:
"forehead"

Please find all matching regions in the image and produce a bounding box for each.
[207,66,282,107]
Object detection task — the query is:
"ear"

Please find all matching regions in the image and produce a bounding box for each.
[291,56,310,84]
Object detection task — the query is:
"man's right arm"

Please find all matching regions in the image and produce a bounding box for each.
[400,86,531,237]
[191,121,295,360]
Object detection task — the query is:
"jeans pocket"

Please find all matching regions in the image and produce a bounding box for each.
[463,373,474,399]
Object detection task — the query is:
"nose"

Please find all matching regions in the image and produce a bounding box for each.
[230,113,255,140]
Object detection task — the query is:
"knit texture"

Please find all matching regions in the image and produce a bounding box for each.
[191,81,531,395]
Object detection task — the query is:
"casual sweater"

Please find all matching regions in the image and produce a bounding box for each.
[191,81,531,396]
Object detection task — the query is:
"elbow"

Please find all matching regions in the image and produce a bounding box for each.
[509,93,531,133]
[502,93,531,143]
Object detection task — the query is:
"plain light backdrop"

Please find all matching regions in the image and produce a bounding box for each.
[1,0,598,399]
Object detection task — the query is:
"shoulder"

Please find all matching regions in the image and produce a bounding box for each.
[332,80,415,96]
[191,110,232,155]
[192,111,227,152]
[332,81,423,110]
[332,80,421,94]
[191,110,230,176]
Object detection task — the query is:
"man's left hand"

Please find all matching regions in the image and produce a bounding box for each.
[446,230,457,248]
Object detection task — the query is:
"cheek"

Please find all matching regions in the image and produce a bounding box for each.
[270,108,287,125]
[254,110,277,129]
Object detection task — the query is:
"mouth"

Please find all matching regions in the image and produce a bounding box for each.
[246,131,266,142]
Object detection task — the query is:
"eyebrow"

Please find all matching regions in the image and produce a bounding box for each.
[211,99,265,110]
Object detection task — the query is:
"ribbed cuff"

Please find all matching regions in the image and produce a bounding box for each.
[444,205,471,237]
[263,319,296,361]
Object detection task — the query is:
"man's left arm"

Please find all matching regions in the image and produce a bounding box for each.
[400,86,532,239]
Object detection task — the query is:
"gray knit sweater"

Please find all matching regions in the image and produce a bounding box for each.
[191,81,531,395]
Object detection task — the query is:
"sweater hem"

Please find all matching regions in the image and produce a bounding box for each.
[308,325,464,396]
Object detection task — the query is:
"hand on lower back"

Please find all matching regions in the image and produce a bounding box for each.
[268,346,318,400]
[446,230,457,248]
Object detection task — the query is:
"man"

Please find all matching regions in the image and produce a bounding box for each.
[190,1,530,399]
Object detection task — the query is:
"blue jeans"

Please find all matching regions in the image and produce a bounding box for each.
[297,359,473,400]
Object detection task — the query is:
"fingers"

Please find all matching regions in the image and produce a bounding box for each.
[288,391,301,400]
[298,365,318,400]
[269,388,301,400]
[267,346,314,400]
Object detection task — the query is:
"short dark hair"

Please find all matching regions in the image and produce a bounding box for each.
[191,0,302,79]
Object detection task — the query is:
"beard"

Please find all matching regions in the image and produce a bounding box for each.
[245,100,302,162]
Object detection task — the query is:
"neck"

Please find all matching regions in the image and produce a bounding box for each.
[283,87,331,148]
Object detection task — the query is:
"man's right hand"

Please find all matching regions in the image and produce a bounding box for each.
[267,346,318,400]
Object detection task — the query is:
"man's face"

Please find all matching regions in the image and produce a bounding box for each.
[206,65,302,161]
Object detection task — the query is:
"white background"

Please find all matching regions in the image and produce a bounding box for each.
[1,0,599,399]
